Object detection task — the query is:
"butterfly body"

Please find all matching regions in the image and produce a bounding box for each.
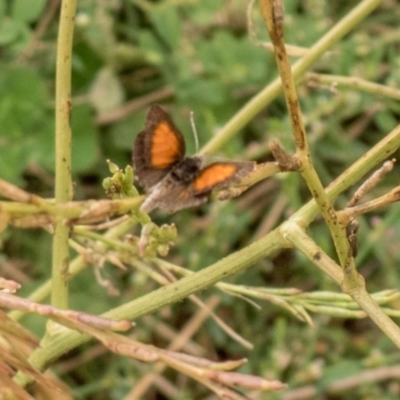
[169,156,203,185]
[133,105,254,213]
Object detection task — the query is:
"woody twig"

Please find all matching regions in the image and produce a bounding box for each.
[259,0,400,347]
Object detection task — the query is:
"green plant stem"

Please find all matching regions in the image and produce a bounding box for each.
[1,197,142,222]
[300,167,361,290]
[51,0,77,313]
[14,0,399,385]
[13,121,400,382]
[292,122,400,225]
[200,0,382,155]
[259,0,361,290]
[10,218,136,321]
[15,228,282,386]
[283,222,400,348]
[306,73,400,100]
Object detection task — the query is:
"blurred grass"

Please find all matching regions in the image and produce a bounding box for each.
[1,0,400,399]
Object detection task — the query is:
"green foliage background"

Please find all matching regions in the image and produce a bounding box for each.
[1,0,400,398]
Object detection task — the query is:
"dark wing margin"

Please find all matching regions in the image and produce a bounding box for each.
[132,105,186,190]
[132,129,170,189]
[140,161,255,213]
[192,161,255,194]
[145,105,185,167]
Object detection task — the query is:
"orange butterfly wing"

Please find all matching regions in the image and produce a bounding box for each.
[133,105,255,212]
[150,119,184,168]
[133,105,185,189]
[192,162,254,193]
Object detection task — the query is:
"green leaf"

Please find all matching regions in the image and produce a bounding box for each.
[0,64,50,182]
[0,19,20,45]
[176,78,226,107]
[72,42,103,91]
[71,104,99,173]
[0,139,29,183]
[11,0,47,23]
[374,109,398,133]
[150,5,182,49]
[137,30,165,65]
[24,105,99,176]
[318,360,362,392]
[0,65,48,130]
[197,31,269,85]
[190,0,224,25]
[0,1,5,20]
[109,112,146,151]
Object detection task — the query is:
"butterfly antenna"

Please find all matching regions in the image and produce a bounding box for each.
[190,110,200,154]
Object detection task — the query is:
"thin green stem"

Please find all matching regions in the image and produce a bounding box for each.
[291,122,400,225]
[10,219,137,321]
[1,197,142,224]
[258,0,360,289]
[51,0,77,312]
[306,73,400,101]
[15,229,282,385]
[283,222,400,348]
[14,0,399,387]
[200,0,382,155]
[14,118,400,380]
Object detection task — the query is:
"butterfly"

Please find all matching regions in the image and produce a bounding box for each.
[132,105,254,213]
